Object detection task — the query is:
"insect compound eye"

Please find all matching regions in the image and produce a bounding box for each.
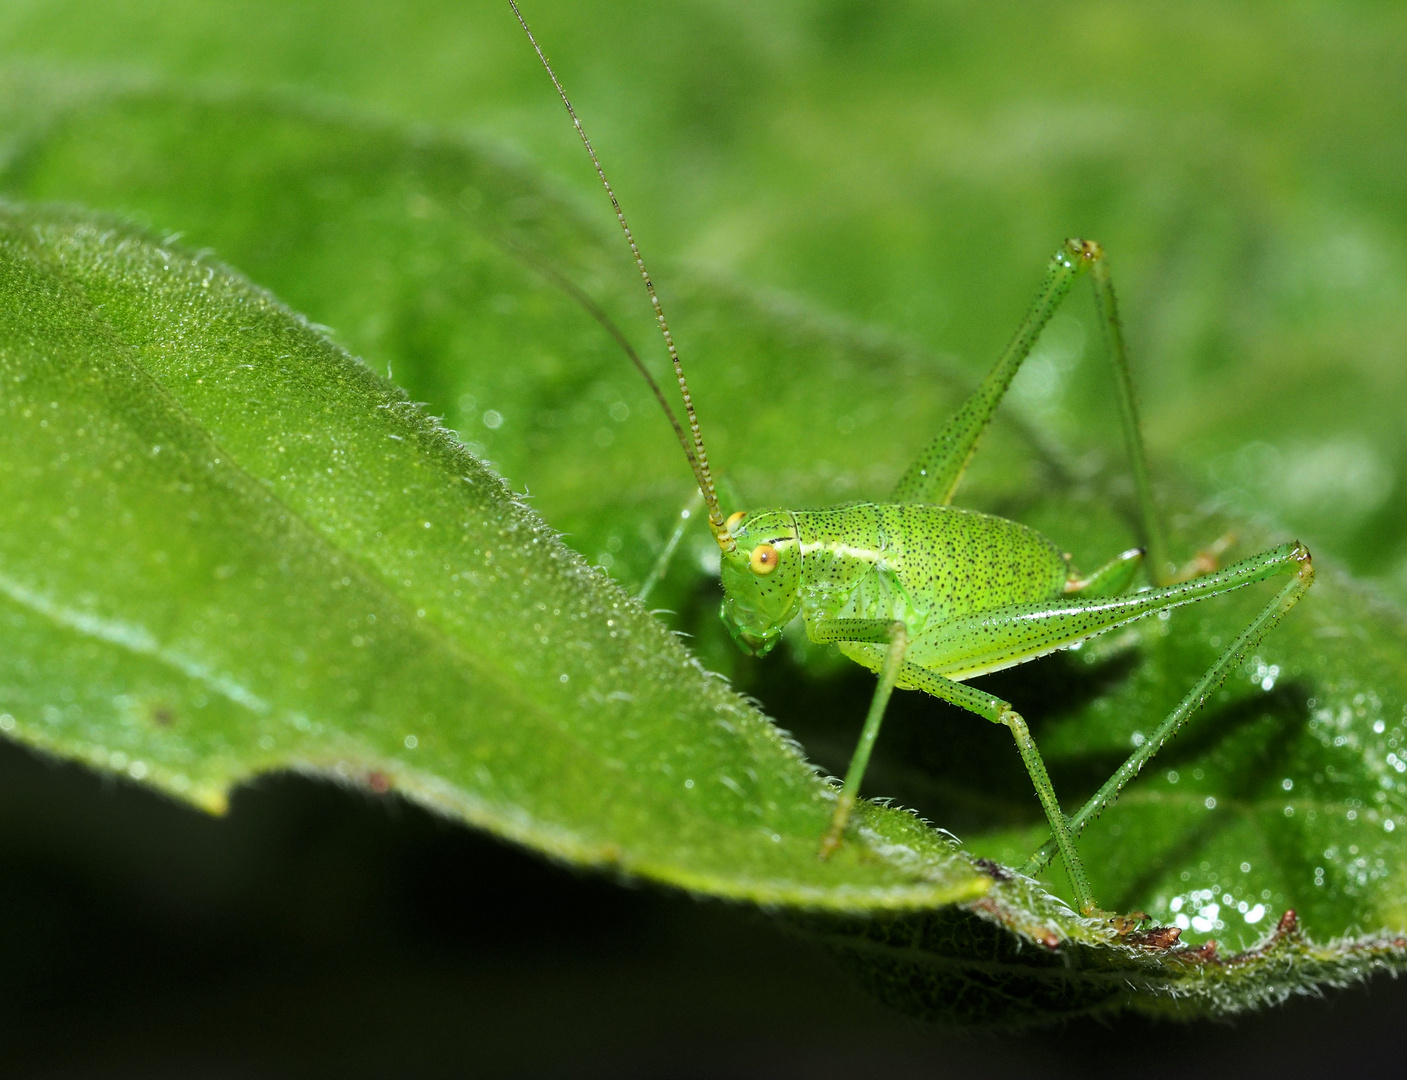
[749,542,779,575]
[726,510,748,532]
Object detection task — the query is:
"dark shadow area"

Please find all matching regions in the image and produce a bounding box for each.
[1,735,1405,1077]
[745,639,1149,839]
[742,623,1313,847]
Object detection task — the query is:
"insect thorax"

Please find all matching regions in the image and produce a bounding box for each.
[790,503,1068,630]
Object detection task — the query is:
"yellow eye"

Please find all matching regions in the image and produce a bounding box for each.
[749,542,779,575]
[726,510,748,532]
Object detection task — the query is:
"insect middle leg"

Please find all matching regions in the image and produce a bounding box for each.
[888,662,1097,911]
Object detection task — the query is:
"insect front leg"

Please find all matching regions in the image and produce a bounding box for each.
[636,489,704,604]
[807,613,1098,911]
[806,618,910,859]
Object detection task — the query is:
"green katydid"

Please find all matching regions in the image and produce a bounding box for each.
[509,1,1313,914]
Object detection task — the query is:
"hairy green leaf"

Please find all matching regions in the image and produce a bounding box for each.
[0,199,990,908]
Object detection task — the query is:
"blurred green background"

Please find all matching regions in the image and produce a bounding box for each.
[5,0,1403,594]
[1,0,1405,1069]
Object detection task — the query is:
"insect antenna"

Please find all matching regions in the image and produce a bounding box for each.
[494,233,701,478]
[509,0,735,552]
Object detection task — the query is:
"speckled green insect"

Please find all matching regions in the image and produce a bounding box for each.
[512,2,1314,914]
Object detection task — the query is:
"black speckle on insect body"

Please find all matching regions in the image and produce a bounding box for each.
[792,503,1066,632]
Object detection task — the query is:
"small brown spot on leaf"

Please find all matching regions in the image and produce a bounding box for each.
[1186,940,1220,963]
[152,706,175,727]
[969,895,1062,949]
[367,771,391,794]
[1127,925,1183,951]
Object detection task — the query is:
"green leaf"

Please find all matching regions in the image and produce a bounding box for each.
[0,198,988,908]
[1,74,1406,1022]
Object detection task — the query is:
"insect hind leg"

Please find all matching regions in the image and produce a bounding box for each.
[1023,541,1314,877]
[892,541,1310,907]
[890,242,1171,586]
[890,245,1086,508]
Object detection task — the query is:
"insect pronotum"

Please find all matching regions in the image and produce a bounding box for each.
[508,1,1314,914]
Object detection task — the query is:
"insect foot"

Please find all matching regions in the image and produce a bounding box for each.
[999,705,1097,912]
[818,795,854,862]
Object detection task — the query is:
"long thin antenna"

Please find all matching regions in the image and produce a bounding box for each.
[508,0,734,552]
[493,228,700,476]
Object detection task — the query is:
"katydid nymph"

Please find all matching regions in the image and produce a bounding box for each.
[509,2,1314,915]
